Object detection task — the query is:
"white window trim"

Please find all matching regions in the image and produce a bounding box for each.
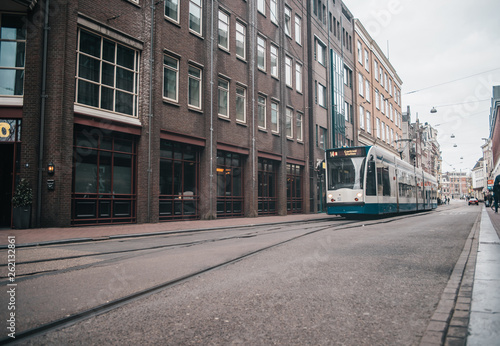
[188,65,202,110]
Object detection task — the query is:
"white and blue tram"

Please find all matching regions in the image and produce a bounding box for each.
[325,145,438,216]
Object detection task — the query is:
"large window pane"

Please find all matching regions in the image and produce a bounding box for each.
[74,150,98,193]
[1,14,26,40]
[78,55,100,82]
[165,0,179,21]
[115,91,133,115]
[79,31,101,57]
[113,153,132,194]
[189,0,202,34]
[0,41,25,68]
[77,80,99,108]
[116,67,134,91]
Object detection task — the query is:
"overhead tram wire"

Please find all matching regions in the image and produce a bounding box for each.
[404,67,500,95]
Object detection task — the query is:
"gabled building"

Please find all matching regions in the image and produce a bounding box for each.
[353,19,403,155]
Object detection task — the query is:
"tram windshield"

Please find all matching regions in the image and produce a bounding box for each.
[327,156,366,190]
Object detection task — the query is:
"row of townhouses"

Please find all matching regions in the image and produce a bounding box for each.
[0,0,405,228]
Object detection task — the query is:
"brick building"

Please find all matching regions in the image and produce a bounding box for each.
[0,0,314,228]
[353,19,403,154]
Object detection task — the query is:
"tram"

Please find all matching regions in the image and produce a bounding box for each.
[325,145,438,216]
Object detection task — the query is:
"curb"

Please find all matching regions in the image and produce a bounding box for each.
[420,212,480,345]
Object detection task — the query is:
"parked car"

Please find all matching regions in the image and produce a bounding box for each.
[468,197,479,205]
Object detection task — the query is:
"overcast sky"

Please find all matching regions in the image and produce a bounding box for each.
[343,0,500,173]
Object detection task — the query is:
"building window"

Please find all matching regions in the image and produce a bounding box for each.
[258,95,266,129]
[364,49,369,71]
[159,140,200,221]
[316,39,326,65]
[72,127,136,225]
[188,65,202,109]
[377,118,381,138]
[257,0,265,15]
[270,0,278,24]
[344,65,352,87]
[217,151,243,218]
[375,89,380,109]
[270,44,278,78]
[287,164,302,213]
[285,56,292,87]
[295,62,302,93]
[284,6,292,37]
[236,85,246,123]
[358,73,364,97]
[218,10,229,50]
[189,0,202,35]
[163,54,178,102]
[76,29,139,116]
[374,60,379,81]
[318,83,326,108]
[344,101,350,122]
[357,40,362,64]
[258,159,278,215]
[164,0,179,23]
[365,80,370,102]
[295,15,302,45]
[0,13,26,96]
[271,101,279,133]
[366,111,371,134]
[218,78,229,117]
[236,21,246,60]
[257,35,266,71]
[359,106,364,129]
[297,113,303,141]
[319,127,327,149]
[286,107,293,138]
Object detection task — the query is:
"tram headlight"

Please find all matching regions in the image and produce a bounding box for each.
[355,192,363,202]
[328,194,333,199]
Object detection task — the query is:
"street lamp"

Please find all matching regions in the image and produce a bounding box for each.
[430,107,437,113]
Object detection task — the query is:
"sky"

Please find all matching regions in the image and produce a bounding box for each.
[342,0,500,173]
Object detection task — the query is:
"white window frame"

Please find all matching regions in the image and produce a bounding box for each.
[236,21,246,60]
[286,107,293,138]
[359,106,364,129]
[271,101,279,133]
[285,56,292,87]
[318,83,326,108]
[189,0,202,36]
[258,95,266,129]
[364,49,369,71]
[376,118,381,138]
[218,10,229,51]
[316,39,326,66]
[163,54,179,103]
[295,62,302,93]
[366,110,371,134]
[165,0,179,23]
[270,0,278,24]
[76,29,140,117]
[297,112,303,141]
[188,65,202,109]
[284,6,292,37]
[257,35,266,71]
[295,15,302,45]
[270,44,278,78]
[218,78,229,118]
[236,85,246,123]
[365,80,370,102]
[257,0,265,15]
[357,41,363,64]
[375,89,380,109]
[358,73,364,97]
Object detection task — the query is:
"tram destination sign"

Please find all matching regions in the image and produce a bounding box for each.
[329,147,365,158]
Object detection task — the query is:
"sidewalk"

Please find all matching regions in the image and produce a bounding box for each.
[467,207,500,346]
[0,212,331,247]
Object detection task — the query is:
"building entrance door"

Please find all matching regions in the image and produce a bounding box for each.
[0,119,21,228]
[0,144,14,228]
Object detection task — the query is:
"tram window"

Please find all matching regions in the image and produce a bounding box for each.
[327,157,365,190]
[377,167,391,196]
[366,160,376,196]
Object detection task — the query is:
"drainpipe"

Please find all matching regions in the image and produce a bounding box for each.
[147,0,156,222]
[36,0,50,228]
[209,0,214,216]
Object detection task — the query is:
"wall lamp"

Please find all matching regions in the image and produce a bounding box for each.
[47,162,55,175]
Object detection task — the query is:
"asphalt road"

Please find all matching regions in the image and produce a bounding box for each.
[1,203,481,345]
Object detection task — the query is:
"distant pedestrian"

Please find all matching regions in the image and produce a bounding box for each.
[494,175,500,213]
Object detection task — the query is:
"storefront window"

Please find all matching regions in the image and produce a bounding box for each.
[72,127,136,225]
[258,159,277,215]
[287,163,303,213]
[217,151,244,218]
[159,140,200,221]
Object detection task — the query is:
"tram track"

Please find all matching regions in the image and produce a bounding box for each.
[0,211,445,344]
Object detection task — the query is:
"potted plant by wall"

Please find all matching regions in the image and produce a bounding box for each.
[12,178,33,229]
